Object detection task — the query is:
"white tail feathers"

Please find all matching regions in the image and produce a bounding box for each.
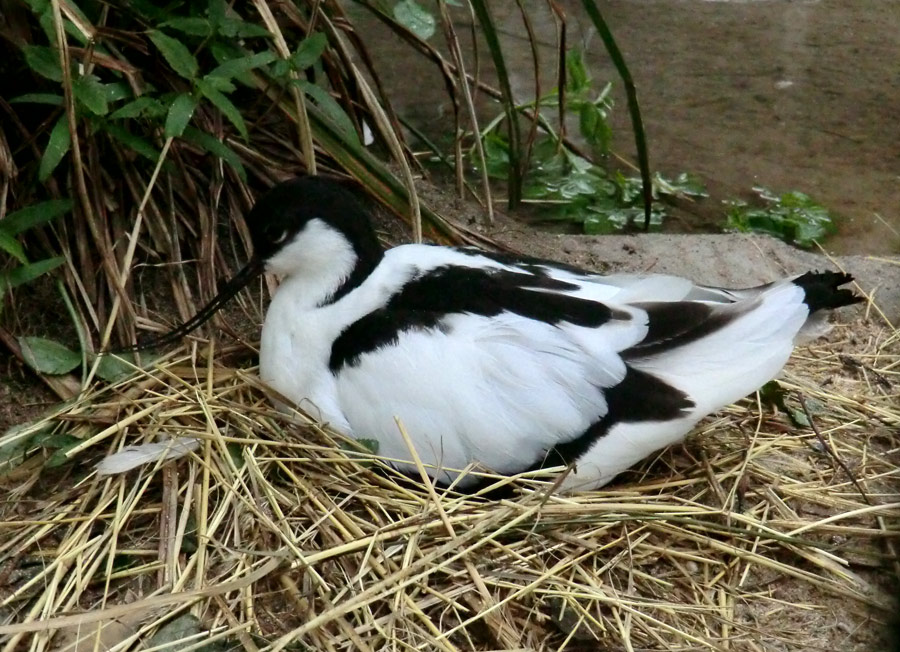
[633,282,809,415]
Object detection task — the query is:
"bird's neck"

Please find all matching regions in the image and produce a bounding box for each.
[268,237,383,310]
[327,240,383,304]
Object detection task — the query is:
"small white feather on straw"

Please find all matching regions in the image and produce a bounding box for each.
[95,438,201,476]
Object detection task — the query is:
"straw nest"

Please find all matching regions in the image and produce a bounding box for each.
[0,300,898,651]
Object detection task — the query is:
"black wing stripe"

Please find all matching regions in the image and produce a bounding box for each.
[623,301,741,360]
[330,265,630,371]
[536,365,694,469]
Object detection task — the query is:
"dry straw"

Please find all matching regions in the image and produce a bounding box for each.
[0,309,898,651]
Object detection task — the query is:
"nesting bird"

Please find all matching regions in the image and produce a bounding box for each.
[125,176,861,491]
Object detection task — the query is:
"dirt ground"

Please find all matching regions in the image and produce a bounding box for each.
[349,0,900,255]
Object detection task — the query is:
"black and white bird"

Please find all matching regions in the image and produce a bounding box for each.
[112,175,862,491]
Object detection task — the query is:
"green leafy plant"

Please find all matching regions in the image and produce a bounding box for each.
[18,336,139,382]
[4,0,433,354]
[758,380,826,428]
[725,187,837,247]
[0,200,69,303]
[1,0,663,380]
[13,2,325,181]
[471,52,706,234]
[0,420,78,472]
[392,0,436,40]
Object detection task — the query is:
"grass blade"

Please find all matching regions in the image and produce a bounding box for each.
[469,0,523,208]
[165,93,198,139]
[38,115,71,182]
[148,29,199,80]
[0,199,72,236]
[580,0,653,230]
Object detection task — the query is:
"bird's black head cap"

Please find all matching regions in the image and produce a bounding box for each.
[247,175,383,268]
[122,175,383,352]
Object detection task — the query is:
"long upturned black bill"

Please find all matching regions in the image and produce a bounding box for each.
[123,257,265,353]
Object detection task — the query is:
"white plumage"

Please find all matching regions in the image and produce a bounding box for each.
[106,176,861,491]
[260,239,810,490]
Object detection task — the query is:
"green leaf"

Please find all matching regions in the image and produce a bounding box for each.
[164,93,198,139]
[36,8,56,46]
[788,408,810,428]
[104,82,133,102]
[38,10,88,46]
[19,337,81,375]
[724,186,836,248]
[123,0,167,21]
[356,438,380,454]
[33,432,79,449]
[161,17,212,36]
[219,17,271,38]
[104,123,161,161]
[208,44,255,86]
[0,436,28,472]
[0,232,26,263]
[201,76,236,93]
[182,127,247,182]
[180,513,199,553]
[9,93,63,106]
[655,172,708,199]
[479,132,510,179]
[208,0,227,27]
[0,199,72,236]
[197,81,248,139]
[45,436,81,467]
[208,51,277,80]
[22,45,63,82]
[392,0,435,40]
[21,0,50,12]
[290,32,327,69]
[565,50,590,96]
[339,437,379,465]
[209,40,243,65]
[583,205,663,233]
[148,30,199,80]
[579,103,611,152]
[93,353,137,383]
[616,173,645,204]
[39,116,72,182]
[1,257,65,291]
[226,442,244,469]
[759,380,787,410]
[270,59,290,79]
[298,81,360,147]
[110,96,166,120]
[0,422,53,472]
[73,75,109,115]
[49,0,91,44]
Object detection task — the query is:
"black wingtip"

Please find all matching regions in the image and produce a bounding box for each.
[793,271,864,313]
